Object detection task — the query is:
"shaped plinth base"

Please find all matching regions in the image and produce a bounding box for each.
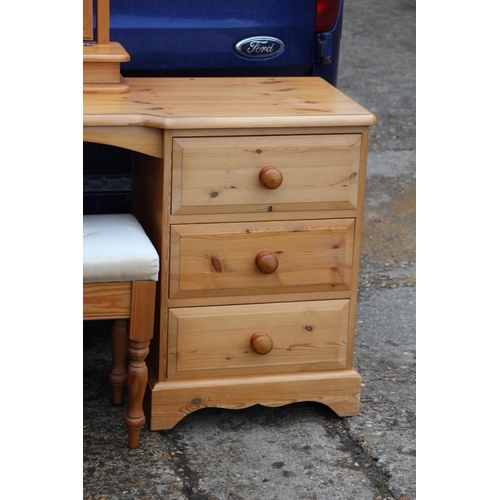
[146,369,361,430]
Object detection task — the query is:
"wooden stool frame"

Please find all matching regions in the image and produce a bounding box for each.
[83,280,156,448]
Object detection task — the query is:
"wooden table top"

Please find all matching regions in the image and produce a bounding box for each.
[83,77,377,130]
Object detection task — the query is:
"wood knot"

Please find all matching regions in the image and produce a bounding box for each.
[210,256,223,273]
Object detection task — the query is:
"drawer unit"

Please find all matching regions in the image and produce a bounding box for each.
[172,134,362,215]
[167,300,350,379]
[169,219,355,299]
[84,77,376,431]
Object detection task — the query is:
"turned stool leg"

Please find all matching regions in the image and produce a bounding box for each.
[109,319,128,405]
[124,339,150,448]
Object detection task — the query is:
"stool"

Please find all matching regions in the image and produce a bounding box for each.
[83,214,159,448]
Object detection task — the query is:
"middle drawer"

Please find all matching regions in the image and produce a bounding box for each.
[169,219,354,300]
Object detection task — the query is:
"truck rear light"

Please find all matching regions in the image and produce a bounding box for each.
[315,0,342,33]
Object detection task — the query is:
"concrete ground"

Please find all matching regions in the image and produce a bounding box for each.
[83,1,416,498]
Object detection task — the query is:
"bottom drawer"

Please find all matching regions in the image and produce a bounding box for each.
[167,300,350,379]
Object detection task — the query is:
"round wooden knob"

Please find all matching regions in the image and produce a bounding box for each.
[255,251,279,274]
[259,166,283,189]
[250,331,274,355]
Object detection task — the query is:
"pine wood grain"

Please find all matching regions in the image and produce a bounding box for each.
[167,300,349,379]
[83,282,131,319]
[169,219,354,299]
[83,126,162,157]
[83,0,93,40]
[95,0,110,44]
[83,77,377,129]
[149,369,361,430]
[172,134,361,215]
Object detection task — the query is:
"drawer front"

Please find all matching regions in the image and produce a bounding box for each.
[168,300,350,379]
[170,219,354,300]
[172,135,361,215]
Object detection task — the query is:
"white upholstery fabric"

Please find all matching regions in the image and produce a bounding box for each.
[83,214,159,283]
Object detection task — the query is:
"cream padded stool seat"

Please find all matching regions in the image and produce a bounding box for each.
[83,214,159,448]
[84,214,159,284]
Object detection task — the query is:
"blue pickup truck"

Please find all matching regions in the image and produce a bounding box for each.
[84,0,344,214]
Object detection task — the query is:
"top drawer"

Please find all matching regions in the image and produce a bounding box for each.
[172,134,361,215]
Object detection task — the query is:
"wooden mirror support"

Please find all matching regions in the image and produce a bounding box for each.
[83,0,130,94]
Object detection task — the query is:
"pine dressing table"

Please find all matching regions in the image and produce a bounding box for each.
[83,76,376,430]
